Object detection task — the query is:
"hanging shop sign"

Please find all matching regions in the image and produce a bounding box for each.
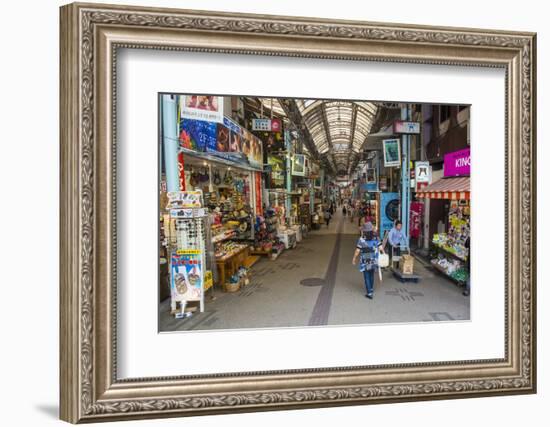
[380,192,399,238]
[393,120,420,134]
[292,154,306,176]
[410,201,424,239]
[415,161,431,183]
[444,148,471,177]
[179,118,218,152]
[382,139,401,167]
[252,118,282,132]
[179,95,224,124]
[267,155,286,188]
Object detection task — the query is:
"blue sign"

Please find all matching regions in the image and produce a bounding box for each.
[380,192,399,239]
[179,118,217,152]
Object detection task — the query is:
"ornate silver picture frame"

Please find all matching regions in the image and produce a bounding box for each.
[60,2,536,423]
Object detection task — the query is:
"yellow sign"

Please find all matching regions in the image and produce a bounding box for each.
[176,249,201,255]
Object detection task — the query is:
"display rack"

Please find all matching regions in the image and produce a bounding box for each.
[166,191,208,318]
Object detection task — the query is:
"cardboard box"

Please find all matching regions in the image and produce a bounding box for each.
[399,254,415,275]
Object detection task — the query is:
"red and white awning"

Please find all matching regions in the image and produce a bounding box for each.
[416,176,470,200]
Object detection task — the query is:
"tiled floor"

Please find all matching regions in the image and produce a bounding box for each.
[159,208,470,332]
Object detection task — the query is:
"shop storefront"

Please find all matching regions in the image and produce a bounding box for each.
[416,148,471,286]
[160,95,324,316]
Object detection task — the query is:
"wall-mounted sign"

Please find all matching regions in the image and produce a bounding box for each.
[444,148,470,177]
[179,95,224,124]
[393,120,420,134]
[179,118,218,152]
[252,118,282,132]
[382,139,401,167]
[415,161,431,183]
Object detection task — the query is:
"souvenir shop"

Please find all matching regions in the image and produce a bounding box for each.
[159,94,320,317]
[416,149,471,286]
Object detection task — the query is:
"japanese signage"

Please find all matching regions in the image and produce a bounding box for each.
[382,139,401,167]
[444,148,470,177]
[394,120,420,134]
[171,252,203,302]
[415,161,431,183]
[410,201,424,239]
[179,95,224,124]
[252,118,282,132]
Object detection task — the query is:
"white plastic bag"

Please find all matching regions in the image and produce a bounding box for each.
[378,253,390,268]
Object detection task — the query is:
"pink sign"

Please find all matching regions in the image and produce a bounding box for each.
[410,202,423,239]
[444,148,470,177]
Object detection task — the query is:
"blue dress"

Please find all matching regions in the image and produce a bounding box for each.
[356,237,380,272]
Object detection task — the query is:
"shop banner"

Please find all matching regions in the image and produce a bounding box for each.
[179,118,217,152]
[292,154,306,176]
[382,139,401,167]
[171,251,203,302]
[444,148,470,177]
[410,201,424,239]
[309,160,320,179]
[380,192,399,238]
[179,95,224,124]
[267,155,286,188]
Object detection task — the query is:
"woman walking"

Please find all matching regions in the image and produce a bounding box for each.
[352,223,384,299]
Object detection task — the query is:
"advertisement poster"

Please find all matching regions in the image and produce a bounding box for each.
[383,138,401,167]
[179,118,217,152]
[444,148,471,177]
[215,124,230,152]
[242,130,263,168]
[410,201,424,239]
[380,192,399,238]
[179,95,224,124]
[256,131,285,153]
[267,155,285,188]
[292,154,306,176]
[229,130,242,152]
[170,251,203,302]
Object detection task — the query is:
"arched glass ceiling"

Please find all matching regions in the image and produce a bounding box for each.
[297,100,378,172]
[254,98,378,173]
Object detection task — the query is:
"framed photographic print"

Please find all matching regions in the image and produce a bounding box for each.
[60,2,536,423]
[383,138,401,167]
